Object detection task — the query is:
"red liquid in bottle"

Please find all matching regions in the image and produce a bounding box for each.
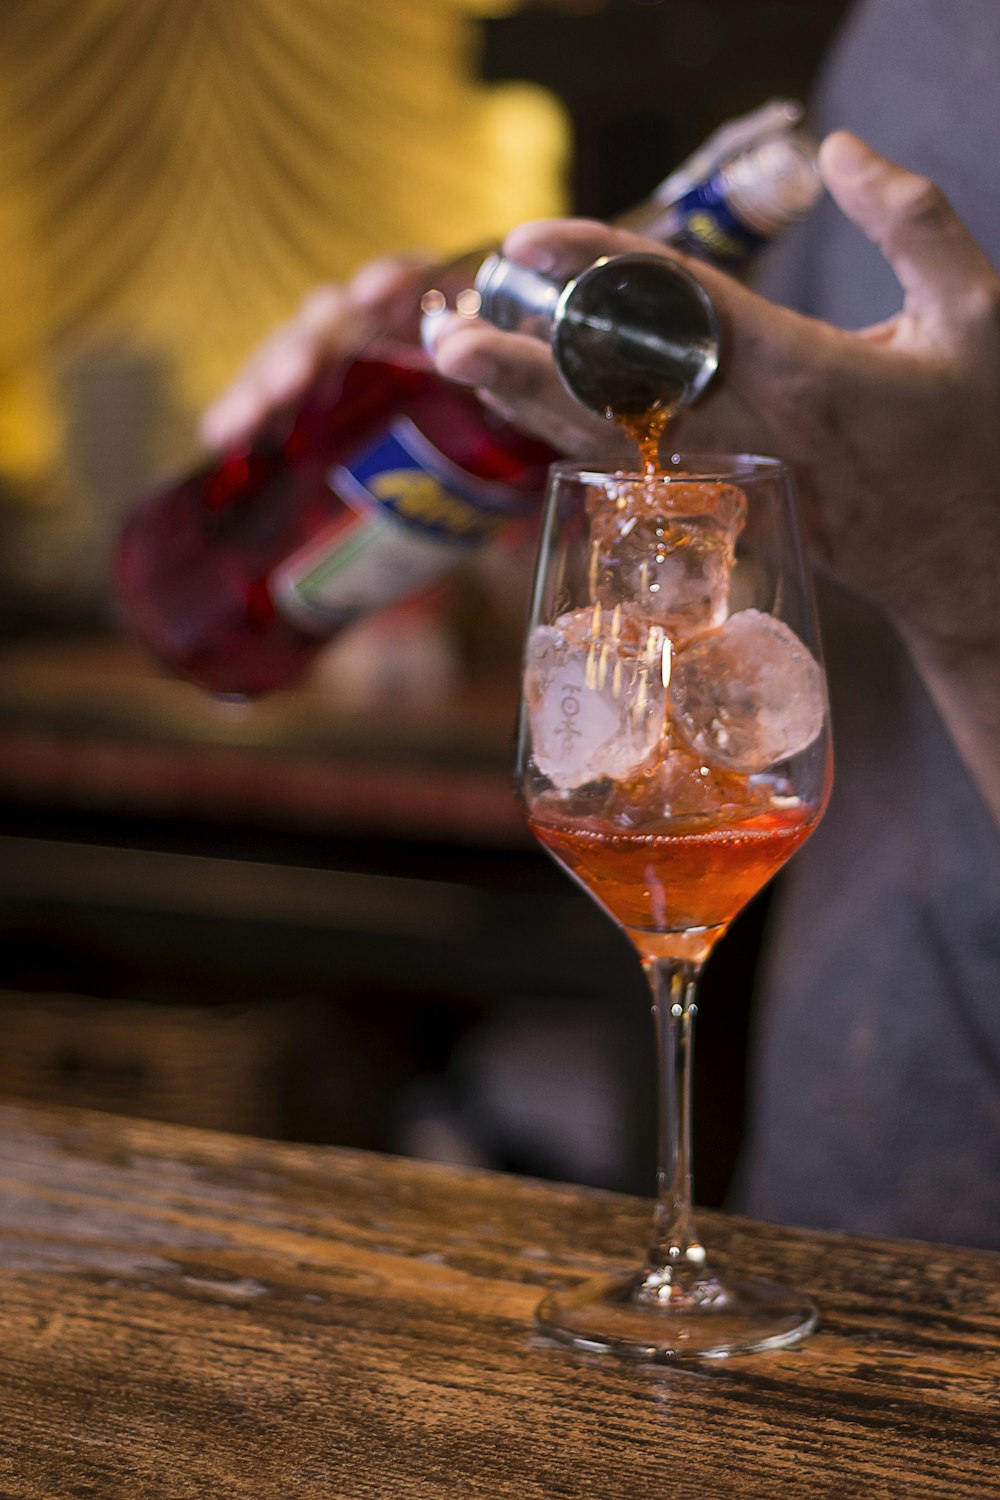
[115,349,553,696]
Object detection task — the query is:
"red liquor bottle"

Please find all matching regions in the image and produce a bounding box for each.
[116,250,552,696]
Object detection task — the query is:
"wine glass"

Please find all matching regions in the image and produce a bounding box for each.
[518,455,832,1360]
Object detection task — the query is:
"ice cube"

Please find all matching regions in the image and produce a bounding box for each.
[525,605,669,790]
[587,479,746,642]
[606,738,773,828]
[669,609,826,773]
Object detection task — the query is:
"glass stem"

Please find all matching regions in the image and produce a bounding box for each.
[643,956,707,1278]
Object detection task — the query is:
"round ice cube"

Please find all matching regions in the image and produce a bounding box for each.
[525,607,669,790]
[669,609,826,773]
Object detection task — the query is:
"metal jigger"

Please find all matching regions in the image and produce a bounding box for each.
[475,251,720,418]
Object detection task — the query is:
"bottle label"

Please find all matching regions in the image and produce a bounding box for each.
[270,416,531,632]
[674,172,766,267]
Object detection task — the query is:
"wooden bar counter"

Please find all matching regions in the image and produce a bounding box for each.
[0,1103,995,1497]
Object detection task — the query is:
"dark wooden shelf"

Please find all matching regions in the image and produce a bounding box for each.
[0,634,527,845]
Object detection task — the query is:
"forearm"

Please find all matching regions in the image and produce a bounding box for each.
[904,630,1000,831]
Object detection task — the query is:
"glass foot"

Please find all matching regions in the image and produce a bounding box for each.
[536,1266,817,1361]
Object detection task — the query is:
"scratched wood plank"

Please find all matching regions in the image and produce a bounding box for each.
[0,1103,995,1499]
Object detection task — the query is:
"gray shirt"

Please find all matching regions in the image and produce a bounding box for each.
[733,0,1000,1248]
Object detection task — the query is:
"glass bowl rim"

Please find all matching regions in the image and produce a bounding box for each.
[550,452,792,485]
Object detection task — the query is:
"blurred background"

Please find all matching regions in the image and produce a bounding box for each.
[0,0,849,1199]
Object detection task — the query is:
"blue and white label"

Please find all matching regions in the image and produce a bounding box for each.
[271,416,534,633]
[673,172,767,267]
[335,419,525,543]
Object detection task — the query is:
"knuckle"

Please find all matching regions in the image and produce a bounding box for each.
[895,173,951,233]
[964,276,1000,332]
[496,351,556,405]
[347,254,429,306]
[296,284,348,329]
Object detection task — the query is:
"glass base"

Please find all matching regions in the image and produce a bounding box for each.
[536,1266,817,1362]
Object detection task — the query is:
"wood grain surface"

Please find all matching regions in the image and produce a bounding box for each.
[0,1102,996,1499]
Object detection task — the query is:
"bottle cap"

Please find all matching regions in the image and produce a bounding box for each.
[721,133,821,238]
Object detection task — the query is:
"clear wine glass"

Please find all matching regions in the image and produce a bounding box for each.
[518,454,833,1360]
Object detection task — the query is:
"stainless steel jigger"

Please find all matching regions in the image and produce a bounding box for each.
[474,251,720,418]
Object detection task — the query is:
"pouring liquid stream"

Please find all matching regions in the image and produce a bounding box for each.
[613,403,677,476]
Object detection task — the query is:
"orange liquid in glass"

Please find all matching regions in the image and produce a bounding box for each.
[528,804,816,961]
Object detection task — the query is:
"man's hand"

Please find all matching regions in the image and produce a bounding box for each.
[428,134,1000,819]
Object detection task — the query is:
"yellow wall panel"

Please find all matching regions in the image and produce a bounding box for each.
[0,0,568,552]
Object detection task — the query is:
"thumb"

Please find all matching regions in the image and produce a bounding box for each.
[819,131,995,322]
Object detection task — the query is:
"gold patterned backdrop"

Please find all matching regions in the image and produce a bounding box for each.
[0,0,567,612]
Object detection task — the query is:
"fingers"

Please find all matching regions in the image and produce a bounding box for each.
[344,253,437,329]
[431,219,794,461]
[428,312,630,460]
[429,315,554,401]
[200,286,351,451]
[201,254,434,452]
[502,217,695,279]
[818,132,998,331]
[498,214,784,370]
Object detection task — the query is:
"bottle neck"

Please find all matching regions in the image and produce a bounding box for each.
[618,100,818,248]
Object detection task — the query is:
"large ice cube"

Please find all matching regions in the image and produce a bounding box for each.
[525,606,669,790]
[669,608,826,773]
[587,479,746,642]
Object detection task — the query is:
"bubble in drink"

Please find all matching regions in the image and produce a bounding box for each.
[525,606,668,790]
[669,608,826,773]
[586,479,746,642]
